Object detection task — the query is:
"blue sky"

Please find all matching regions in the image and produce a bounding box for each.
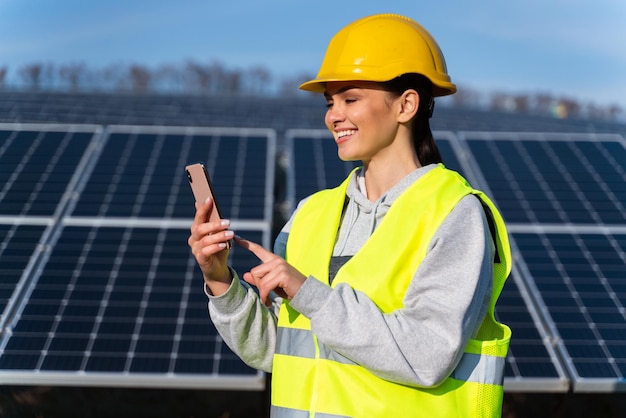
[1,0,625,109]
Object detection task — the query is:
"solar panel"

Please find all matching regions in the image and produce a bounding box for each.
[0,224,265,389]
[286,129,570,390]
[0,123,102,217]
[461,131,626,392]
[511,230,626,392]
[70,126,275,221]
[459,132,626,225]
[0,124,276,390]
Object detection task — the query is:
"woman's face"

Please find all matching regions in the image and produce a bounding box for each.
[324,81,401,163]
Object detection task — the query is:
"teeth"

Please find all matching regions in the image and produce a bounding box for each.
[336,130,356,138]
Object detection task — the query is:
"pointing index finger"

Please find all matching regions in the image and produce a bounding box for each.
[235,236,276,263]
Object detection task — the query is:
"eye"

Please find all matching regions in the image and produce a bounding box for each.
[325,101,334,109]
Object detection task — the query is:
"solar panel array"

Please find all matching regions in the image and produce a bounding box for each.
[2,107,626,395]
[4,91,625,137]
[0,123,275,389]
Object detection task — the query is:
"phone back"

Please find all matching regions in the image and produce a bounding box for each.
[185,163,222,223]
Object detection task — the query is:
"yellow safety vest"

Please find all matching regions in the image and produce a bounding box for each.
[274,165,511,418]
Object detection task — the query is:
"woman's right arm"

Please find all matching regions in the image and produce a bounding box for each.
[206,273,279,373]
[188,197,279,372]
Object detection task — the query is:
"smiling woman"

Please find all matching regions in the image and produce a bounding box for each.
[189,13,513,418]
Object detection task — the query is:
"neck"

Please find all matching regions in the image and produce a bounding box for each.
[362,155,421,201]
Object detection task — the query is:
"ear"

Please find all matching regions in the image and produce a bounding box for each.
[397,89,419,123]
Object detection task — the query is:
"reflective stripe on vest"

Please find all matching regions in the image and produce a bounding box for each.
[274,165,512,418]
[277,326,505,385]
[271,406,349,418]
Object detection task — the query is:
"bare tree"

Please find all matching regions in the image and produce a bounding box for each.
[129,65,151,93]
[222,70,242,93]
[246,65,271,95]
[59,63,87,91]
[41,63,57,89]
[19,63,44,89]
[0,67,7,88]
[208,61,228,94]
[101,64,127,91]
[489,92,510,112]
[607,104,623,121]
[277,72,316,97]
[451,85,480,108]
[513,95,529,113]
[186,60,213,93]
[154,63,186,93]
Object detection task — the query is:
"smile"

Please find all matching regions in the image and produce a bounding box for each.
[336,129,356,139]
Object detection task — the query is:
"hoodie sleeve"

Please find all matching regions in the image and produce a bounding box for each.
[204,198,310,372]
[289,194,494,387]
[205,273,278,373]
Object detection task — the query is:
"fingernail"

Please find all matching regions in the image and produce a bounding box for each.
[205,196,211,204]
[224,230,234,238]
[221,219,230,226]
[218,242,227,249]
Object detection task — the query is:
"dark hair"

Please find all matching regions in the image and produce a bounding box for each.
[381,74,443,165]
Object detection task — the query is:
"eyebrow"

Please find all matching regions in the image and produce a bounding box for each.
[323,85,359,99]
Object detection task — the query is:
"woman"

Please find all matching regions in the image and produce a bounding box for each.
[189,14,511,418]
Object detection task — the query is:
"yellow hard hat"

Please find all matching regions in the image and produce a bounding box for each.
[299,14,456,97]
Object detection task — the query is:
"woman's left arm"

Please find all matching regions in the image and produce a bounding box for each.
[289,195,494,388]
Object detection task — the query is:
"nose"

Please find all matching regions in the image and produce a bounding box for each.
[325,104,344,127]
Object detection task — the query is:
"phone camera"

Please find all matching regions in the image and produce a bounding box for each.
[186,170,192,183]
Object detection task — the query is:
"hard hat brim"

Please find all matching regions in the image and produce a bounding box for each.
[299,75,457,97]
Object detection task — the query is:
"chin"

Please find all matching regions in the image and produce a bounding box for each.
[337,153,361,162]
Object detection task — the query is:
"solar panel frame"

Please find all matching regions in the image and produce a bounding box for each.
[0,124,277,390]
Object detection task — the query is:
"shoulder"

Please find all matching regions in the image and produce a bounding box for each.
[438,194,490,242]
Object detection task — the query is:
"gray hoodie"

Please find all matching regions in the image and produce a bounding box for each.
[207,164,494,387]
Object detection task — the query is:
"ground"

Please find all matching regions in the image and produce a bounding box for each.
[2,386,626,417]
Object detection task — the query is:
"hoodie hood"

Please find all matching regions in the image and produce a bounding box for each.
[333,164,438,256]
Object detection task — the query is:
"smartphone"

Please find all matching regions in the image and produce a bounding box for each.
[185,163,232,248]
